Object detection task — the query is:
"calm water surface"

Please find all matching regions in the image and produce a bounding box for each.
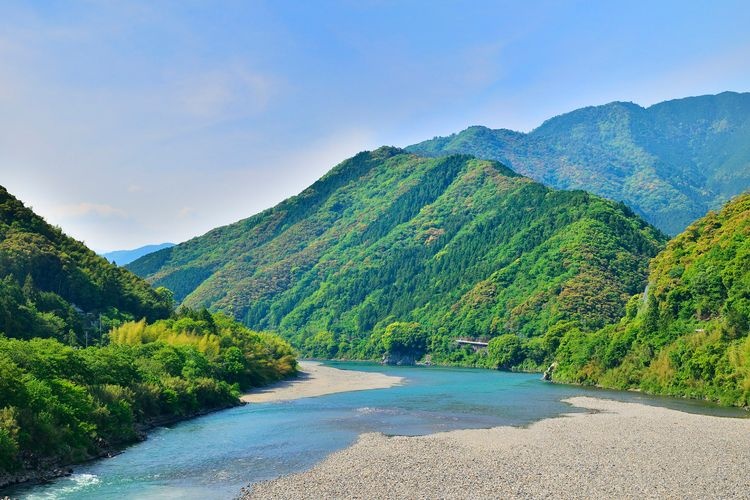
[9,361,746,499]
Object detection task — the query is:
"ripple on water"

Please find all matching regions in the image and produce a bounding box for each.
[354,406,400,415]
[25,474,100,500]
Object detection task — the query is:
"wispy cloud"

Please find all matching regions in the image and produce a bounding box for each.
[1,1,747,251]
[55,202,128,219]
[175,65,280,120]
[177,206,196,219]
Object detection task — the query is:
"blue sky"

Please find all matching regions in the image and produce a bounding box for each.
[1,1,749,251]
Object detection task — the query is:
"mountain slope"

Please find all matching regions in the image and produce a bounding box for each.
[130,149,665,360]
[0,186,173,342]
[102,243,175,266]
[0,187,296,484]
[552,192,750,406]
[408,91,750,235]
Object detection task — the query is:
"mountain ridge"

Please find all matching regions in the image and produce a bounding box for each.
[408,91,750,235]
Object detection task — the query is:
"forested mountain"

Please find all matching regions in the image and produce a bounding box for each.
[0,188,296,486]
[129,148,665,361]
[102,243,175,266]
[0,186,173,343]
[550,192,750,406]
[408,91,750,235]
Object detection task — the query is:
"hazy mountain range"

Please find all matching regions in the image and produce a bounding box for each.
[102,243,175,266]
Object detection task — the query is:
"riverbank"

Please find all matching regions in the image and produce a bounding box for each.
[241,361,403,403]
[0,401,241,492]
[245,396,750,499]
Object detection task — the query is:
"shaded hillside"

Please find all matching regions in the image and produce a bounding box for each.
[552,192,750,406]
[130,149,665,361]
[408,91,750,235]
[0,186,173,343]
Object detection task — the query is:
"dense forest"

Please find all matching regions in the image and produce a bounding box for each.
[127,140,750,407]
[548,192,750,406]
[0,189,296,486]
[408,91,750,235]
[130,149,665,364]
[371,194,750,408]
[462,193,749,406]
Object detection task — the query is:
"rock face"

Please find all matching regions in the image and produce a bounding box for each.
[0,466,73,490]
[382,352,418,366]
[542,362,557,381]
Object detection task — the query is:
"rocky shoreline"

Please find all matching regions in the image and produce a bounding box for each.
[245,396,750,499]
[0,401,239,492]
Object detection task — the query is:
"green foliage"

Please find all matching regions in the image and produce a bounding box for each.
[0,186,299,478]
[552,193,750,406]
[487,334,524,369]
[0,308,296,475]
[382,322,427,357]
[408,92,750,235]
[129,149,664,365]
[0,186,174,344]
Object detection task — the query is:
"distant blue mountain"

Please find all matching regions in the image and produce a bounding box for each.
[102,243,175,266]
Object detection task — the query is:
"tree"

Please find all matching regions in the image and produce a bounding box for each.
[382,322,427,357]
[488,334,523,370]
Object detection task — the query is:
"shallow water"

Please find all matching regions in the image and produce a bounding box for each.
[8,361,746,499]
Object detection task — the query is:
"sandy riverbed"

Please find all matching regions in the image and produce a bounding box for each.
[240,361,403,403]
[245,396,750,499]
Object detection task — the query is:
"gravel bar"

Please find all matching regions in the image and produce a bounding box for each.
[244,396,750,499]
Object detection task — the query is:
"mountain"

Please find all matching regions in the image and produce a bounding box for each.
[0,186,173,343]
[102,243,175,266]
[408,91,750,235]
[129,148,665,361]
[551,192,750,406]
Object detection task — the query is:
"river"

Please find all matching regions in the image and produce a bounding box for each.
[10,361,744,499]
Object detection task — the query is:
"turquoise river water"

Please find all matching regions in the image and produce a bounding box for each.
[8,361,746,499]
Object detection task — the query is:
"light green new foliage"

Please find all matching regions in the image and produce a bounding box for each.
[0,307,296,475]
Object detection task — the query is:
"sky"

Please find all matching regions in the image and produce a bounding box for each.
[1,1,749,252]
